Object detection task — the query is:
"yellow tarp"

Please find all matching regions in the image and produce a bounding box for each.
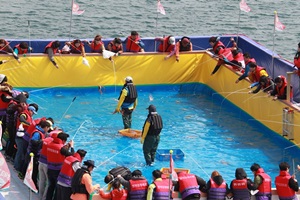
[1,53,299,143]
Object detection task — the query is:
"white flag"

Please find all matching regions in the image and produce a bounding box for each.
[72,1,85,15]
[157,0,166,15]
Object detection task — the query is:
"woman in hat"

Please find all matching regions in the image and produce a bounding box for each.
[71,160,100,200]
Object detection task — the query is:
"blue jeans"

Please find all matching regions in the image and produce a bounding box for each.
[14,137,27,172]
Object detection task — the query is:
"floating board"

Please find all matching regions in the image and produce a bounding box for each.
[160,167,190,179]
[118,129,142,138]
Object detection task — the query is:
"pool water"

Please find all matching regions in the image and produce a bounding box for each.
[25,85,300,187]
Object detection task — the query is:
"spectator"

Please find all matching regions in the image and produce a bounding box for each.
[0,39,20,62]
[113,76,138,129]
[235,53,256,83]
[209,36,233,75]
[249,75,275,94]
[269,75,293,101]
[107,38,123,55]
[275,162,298,200]
[44,40,61,68]
[175,36,192,62]
[155,35,176,60]
[174,171,206,200]
[124,31,145,52]
[85,35,105,53]
[65,39,86,57]
[71,160,100,200]
[293,42,300,84]
[117,169,148,199]
[248,63,269,84]
[99,179,128,200]
[206,170,230,200]
[250,163,272,200]
[140,104,163,166]
[56,149,87,200]
[147,169,172,200]
[13,41,32,55]
[230,168,256,200]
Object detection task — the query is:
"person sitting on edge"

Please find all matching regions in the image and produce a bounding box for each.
[99,179,128,200]
[13,41,32,55]
[155,35,176,60]
[0,39,20,63]
[230,168,256,200]
[147,169,172,200]
[249,75,275,94]
[235,52,256,83]
[209,36,233,75]
[247,62,268,85]
[229,47,245,72]
[293,42,300,79]
[71,160,100,200]
[173,171,206,200]
[175,36,192,62]
[275,162,299,200]
[113,76,138,129]
[124,31,145,53]
[85,34,105,53]
[268,75,293,101]
[206,170,231,200]
[65,39,86,57]
[44,40,61,68]
[250,163,272,200]
[117,169,148,199]
[107,38,123,55]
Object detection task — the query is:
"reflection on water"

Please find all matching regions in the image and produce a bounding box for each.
[28,88,300,187]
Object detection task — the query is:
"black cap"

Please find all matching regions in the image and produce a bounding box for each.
[146,104,156,112]
[83,160,96,168]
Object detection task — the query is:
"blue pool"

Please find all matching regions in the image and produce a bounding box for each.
[23,84,300,187]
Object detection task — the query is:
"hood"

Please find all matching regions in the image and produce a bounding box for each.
[235,168,247,180]
[147,104,156,113]
[212,175,224,186]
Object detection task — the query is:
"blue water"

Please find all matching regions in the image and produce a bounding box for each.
[24,85,300,187]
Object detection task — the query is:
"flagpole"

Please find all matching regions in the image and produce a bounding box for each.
[69,0,74,41]
[169,150,173,200]
[236,9,241,45]
[272,11,276,77]
[155,12,158,51]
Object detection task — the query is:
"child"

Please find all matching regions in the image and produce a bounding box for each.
[99,179,128,200]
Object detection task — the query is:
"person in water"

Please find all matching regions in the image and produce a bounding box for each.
[113,76,138,129]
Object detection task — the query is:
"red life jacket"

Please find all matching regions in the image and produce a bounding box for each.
[250,66,265,83]
[46,137,65,170]
[23,117,46,142]
[90,40,103,53]
[245,58,256,65]
[14,44,28,54]
[126,36,141,52]
[276,76,293,99]
[213,41,233,66]
[231,179,250,200]
[129,179,148,199]
[209,178,227,199]
[255,168,271,195]
[70,41,84,54]
[16,108,32,131]
[178,172,200,199]
[158,36,175,52]
[294,52,300,76]
[232,52,245,70]
[0,40,9,52]
[275,171,296,200]
[44,41,59,54]
[111,189,128,200]
[108,41,123,53]
[153,179,171,200]
[39,136,54,164]
[0,91,11,111]
[57,153,82,186]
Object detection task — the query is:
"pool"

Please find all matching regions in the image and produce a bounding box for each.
[24,84,300,188]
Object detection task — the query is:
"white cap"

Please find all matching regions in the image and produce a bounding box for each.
[169,37,175,45]
[125,76,133,82]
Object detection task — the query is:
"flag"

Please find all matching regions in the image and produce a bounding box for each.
[72,1,85,15]
[275,11,286,31]
[169,151,178,181]
[23,154,38,193]
[0,152,10,190]
[157,0,166,15]
[239,0,251,13]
